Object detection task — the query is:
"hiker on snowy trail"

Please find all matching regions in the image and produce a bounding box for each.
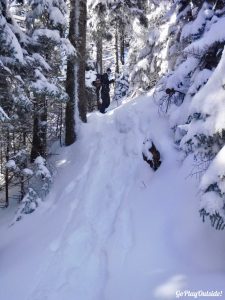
[92,68,114,114]
[100,68,114,113]
[92,73,102,109]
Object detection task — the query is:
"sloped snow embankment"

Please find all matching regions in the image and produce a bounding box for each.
[1,93,225,300]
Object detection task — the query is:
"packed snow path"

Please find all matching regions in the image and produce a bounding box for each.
[1,93,225,300]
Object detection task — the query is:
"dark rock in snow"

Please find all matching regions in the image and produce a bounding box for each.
[142,139,161,171]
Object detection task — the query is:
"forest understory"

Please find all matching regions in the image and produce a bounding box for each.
[1,0,225,299]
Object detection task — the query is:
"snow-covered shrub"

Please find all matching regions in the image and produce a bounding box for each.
[132,0,225,229]
[6,153,52,222]
[113,72,129,102]
[33,156,52,198]
[5,150,33,199]
[159,1,225,229]
[177,46,225,228]
[16,156,52,221]
[14,188,42,222]
[199,146,225,230]
[127,1,176,94]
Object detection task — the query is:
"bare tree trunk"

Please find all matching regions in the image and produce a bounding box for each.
[115,24,119,74]
[56,106,60,138]
[31,111,39,160]
[120,28,125,65]
[96,37,103,74]
[20,131,27,201]
[59,103,63,147]
[5,169,9,207]
[39,100,47,156]
[0,141,3,174]
[65,0,77,146]
[23,132,26,145]
[56,103,64,146]
[65,59,76,145]
[30,99,47,161]
[13,131,16,155]
[77,0,87,123]
[5,130,10,207]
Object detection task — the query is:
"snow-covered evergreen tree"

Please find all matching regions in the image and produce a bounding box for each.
[113,72,129,102]
[13,155,52,220]
[123,0,225,229]
[152,0,225,229]
[0,0,73,208]
[0,0,33,206]
[124,1,178,97]
[26,0,73,160]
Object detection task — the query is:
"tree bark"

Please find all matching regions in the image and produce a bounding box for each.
[5,130,10,207]
[96,37,103,74]
[65,0,87,145]
[120,28,125,65]
[77,0,87,123]
[0,141,3,174]
[30,99,47,161]
[59,103,63,147]
[65,0,77,146]
[115,24,119,74]
[65,61,76,145]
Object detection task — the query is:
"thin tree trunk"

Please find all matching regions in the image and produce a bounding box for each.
[120,28,125,65]
[5,168,9,207]
[59,103,63,147]
[13,131,16,155]
[96,37,103,74]
[56,107,60,138]
[20,131,27,201]
[77,0,87,123]
[23,132,26,145]
[40,100,47,157]
[56,104,63,142]
[0,141,3,174]
[31,111,39,161]
[30,99,47,161]
[5,130,10,207]
[115,24,119,74]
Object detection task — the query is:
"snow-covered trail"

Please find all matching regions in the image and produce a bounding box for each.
[1,93,225,300]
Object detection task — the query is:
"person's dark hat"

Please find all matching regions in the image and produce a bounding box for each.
[106,68,111,72]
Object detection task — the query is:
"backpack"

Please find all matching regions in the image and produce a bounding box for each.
[95,78,102,88]
[93,74,102,88]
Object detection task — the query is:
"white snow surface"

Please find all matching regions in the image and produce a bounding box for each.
[200,145,225,193]
[1,93,225,300]
[0,106,9,121]
[0,15,24,63]
[181,4,213,40]
[200,146,225,218]
[5,159,17,170]
[185,15,225,52]
[179,47,225,149]
[49,7,66,27]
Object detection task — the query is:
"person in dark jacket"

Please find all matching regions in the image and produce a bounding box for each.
[92,73,102,110]
[100,68,114,113]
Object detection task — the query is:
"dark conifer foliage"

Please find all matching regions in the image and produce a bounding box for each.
[0,0,73,210]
